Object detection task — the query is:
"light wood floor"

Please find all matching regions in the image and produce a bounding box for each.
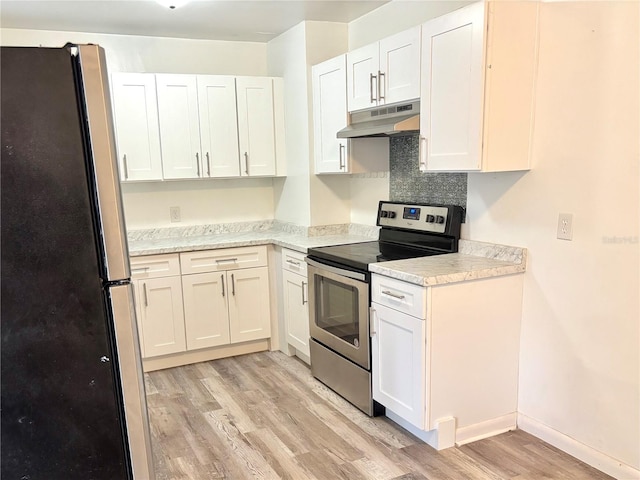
[145,351,612,480]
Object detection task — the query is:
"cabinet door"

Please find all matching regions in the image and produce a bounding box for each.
[197,75,240,178]
[156,74,202,179]
[182,272,230,350]
[227,267,271,343]
[346,43,379,111]
[236,77,276,177]
[379,26,421,105]
[419,2,485,172]
[137,276,186,358]
[371,302,426,429]
[110,73,163,181]
[312,55,349,174]
[282,270,310,357]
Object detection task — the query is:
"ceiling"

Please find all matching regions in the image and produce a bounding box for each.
[0,0,390,43]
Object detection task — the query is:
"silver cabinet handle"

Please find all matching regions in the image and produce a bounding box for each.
[131,266,149,274]
[369,307,376,336]
[378,71,385,102]
[301,281,307,305]
[244,152,249,175]
[369,73,377,104]
[221,274,225,297]
[216,258,238,264]
[143,282,148,307]
[231,273,235,296]
[196,152,200,177]
[382,290,405,300]
[286,259,301,267]
[339,143,346,170]
[419,136,428,171]
[123,154,129,180]
[206,152,211,177]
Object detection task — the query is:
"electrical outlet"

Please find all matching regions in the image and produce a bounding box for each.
[170,206,181,223]
[557,213,573,241]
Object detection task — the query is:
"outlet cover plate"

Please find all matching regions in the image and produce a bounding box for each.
[557,213,573,240]
[170,206,181,223]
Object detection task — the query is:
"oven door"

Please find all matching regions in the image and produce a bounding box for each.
[307,258,370,370]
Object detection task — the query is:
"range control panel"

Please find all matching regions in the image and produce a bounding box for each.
[377,201,462,235]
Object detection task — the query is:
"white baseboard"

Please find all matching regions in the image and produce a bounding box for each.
[517,413,640,480]
[456,413,517,446]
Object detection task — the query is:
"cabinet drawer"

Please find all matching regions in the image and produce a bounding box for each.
[371,274,427,319]
[130,253,181,279]
[282,248,307,276]
[180,246,268,274]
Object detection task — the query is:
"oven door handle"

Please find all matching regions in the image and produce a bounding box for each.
[305,257,367,282]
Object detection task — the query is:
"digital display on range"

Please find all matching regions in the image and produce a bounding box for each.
[403,207,421,220]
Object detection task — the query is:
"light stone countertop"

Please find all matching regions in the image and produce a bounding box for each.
[128,229,375,256]
[369,244,527,287]
[127,222,527,287]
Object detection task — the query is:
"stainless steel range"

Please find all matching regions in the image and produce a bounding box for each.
[305,201,463,416]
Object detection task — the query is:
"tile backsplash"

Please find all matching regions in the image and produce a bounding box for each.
[389,135,467,210]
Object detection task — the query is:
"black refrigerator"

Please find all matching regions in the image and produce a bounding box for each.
[1,45,154,479]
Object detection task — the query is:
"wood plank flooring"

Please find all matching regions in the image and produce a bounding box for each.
[145,351,613,480]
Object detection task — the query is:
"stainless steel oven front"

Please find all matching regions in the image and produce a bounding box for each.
[307,258,370,369]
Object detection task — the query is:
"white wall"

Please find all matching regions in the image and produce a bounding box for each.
[350,172,390,225]
[466,2,639,472]
[0,27,273,230]
[269,21,351,227]
[121,179,274,229]
[0,28,268,74]
[348,0,472,49]
[268,22,313,226]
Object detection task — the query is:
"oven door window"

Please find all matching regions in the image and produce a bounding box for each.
[316,277,360,347]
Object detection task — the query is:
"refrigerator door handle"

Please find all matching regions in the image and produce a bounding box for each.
[76,45,131,281]
[109,284,154,479]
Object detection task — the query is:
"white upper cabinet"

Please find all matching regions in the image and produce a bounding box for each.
[236,76,277,177]
[156,74,202,179]
[196,75,240,178]
[346,43,380,112]
[347,26,421,112]
[111,73,285,181]
[420,1,539,172]
[110,73,163,181]
[379,27,422,106]
[312,55,349,174]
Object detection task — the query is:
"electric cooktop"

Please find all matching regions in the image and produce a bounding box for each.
[306,201,464,272]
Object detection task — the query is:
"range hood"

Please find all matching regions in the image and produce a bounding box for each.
[337,99,420,138]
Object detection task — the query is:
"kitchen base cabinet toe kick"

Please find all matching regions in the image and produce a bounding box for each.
[131,246,272,372]
[371,273,524,450]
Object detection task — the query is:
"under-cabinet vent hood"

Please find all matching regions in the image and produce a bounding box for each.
[337,100,420,138]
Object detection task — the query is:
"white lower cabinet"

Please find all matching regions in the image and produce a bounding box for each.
[131,247,271,363]
[371,302,425,429]
[281,249,310,359]
[282,270,310,357]
[227,267,271,343]
[132,276,186,358]
[182,266,271,349]
[371,272,523,448]
[181,272,230,350]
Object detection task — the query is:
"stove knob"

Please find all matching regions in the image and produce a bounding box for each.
[435,215,446,224]
[380,211,388,218]
[426,214,435,223]
[388,211,396,219]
